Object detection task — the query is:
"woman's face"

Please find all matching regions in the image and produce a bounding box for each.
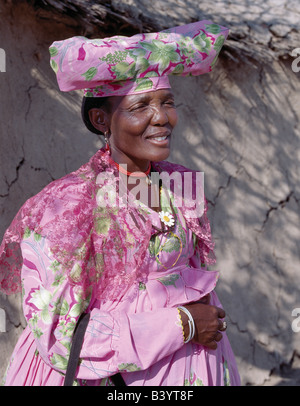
[100,89,178,172]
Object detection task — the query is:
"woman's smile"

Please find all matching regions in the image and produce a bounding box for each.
[145,130,171,145]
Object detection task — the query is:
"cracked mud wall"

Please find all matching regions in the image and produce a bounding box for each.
[0,2,299,385]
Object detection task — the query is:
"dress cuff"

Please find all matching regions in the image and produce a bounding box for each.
[112,307,184,372]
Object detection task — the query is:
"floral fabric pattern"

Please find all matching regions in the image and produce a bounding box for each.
[49,20,229,97]
[0,149,216,301]
[3,183,240,386]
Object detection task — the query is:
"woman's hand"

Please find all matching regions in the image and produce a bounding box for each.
[179,297,226,350]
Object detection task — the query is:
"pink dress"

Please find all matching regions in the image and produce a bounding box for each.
[2,189,240,386]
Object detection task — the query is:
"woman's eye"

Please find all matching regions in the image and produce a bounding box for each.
[130,104,146,112]
[164,100,176,107]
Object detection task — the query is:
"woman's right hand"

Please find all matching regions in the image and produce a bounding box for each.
[179,300,226,350]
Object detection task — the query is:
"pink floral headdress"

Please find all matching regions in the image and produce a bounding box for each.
[49,20,229,97]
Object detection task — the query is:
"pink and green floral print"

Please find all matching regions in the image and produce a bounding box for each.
[3,190,240,386]
[49,20,229,97]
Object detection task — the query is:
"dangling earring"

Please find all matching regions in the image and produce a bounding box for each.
[104,131,111,154]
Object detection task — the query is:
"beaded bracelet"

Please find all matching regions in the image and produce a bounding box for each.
[177,306,195,344]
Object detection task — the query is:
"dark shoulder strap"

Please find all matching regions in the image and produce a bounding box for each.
[64,312,91,386]
[64,312,127,386]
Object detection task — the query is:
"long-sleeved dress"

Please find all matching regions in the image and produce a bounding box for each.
[2,174,240,386]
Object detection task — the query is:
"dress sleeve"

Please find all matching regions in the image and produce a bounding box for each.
[21,232,184,381]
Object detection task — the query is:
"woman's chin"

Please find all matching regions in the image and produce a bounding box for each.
[148,147,171,162]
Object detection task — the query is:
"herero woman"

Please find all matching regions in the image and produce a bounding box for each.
[1,20,240,386]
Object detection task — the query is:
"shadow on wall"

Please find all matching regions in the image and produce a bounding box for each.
[169,55,300,384]
[0,1,300,386]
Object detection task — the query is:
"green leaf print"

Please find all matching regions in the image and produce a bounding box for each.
[205,23,221,34]
[50,259,61,274]
[53,298,69,316]
[68,292,90,318]
[50,59,58,74]
[223,359,231,386]
[81,67,98,81]
[41,307,52,324]
[184,370,204,386]
[140,40,180,73]
[95,217,111,235]
[157,273,179,287]
[161,235,181,253]
[69,302,82,318]
[172,63,184,75]
[138,282,146,290]
[134,78,154,92]
[60,339,72,352]
[177,222,186,248]
[32,328,43,339]
[52,273,65,287]
[128,47,147,60]
[111,61,136,81]
[136,57,150,72]
[214,35,225,53]
[34,232,42,242]
[49,46,58,57]
[193,33,212,53]
[23,227,31,239]
[50,353,69,370]
[29,286,52,324]
[148,235,161,257]
[144,70,159,78]
[192,233,198,252]
[100,50,128,64]
[118,363,141,372]
[29,312,39,326]
[70,263,82,282]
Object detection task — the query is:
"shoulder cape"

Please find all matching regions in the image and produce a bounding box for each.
[0,149,215,300]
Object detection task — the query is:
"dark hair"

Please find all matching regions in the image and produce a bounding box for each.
[81,96,109,135]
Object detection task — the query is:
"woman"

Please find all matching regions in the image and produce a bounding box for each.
[1,21,240,386]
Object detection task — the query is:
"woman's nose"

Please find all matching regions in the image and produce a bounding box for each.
[150,105,169,126]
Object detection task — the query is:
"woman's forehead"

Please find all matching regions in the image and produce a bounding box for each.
[121,89,175,104]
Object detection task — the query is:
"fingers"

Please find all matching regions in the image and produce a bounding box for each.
[214,331,223,342]
[197,305,227,349]
[203,331,224,350]
[205,318,227,349]
[185,302,227,349]
[217,307,226,320]
[205,340,218,350]
[218,318,227,332]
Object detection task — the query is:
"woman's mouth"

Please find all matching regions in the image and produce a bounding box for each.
[145,132,171,145]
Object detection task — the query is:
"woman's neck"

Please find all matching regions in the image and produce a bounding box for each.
[110,150,150,174]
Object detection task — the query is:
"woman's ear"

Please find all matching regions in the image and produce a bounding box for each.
[88,108,110,134]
